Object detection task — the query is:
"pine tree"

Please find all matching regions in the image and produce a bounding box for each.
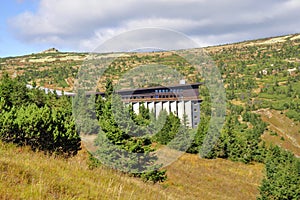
[258,146,300,200]
[93,79,166,182]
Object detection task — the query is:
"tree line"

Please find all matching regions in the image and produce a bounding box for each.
[0,74,80,156]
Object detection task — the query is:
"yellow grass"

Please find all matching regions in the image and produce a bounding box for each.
[0,142,167,200]
[0,142,264,199]
[162,154,264,200]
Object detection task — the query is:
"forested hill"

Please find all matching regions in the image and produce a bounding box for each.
[0,33,299,156]
[0,33,299,199]
[1,33,299,154]
[0,33,299,91]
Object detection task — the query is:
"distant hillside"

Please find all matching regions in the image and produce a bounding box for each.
[0,34,299,156]
[0,33,299,91]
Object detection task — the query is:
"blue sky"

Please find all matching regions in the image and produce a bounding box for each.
[0,0,40,57]
[1,0,300,57]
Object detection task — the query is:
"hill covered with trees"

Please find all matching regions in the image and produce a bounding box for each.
[0,33,299,199]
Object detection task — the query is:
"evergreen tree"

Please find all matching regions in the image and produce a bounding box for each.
[93,79,166,182]
[105,78,113,98]
[0,75,81,156]
[153,111,180,144]
[0,73,30,108]
[258,146,300,200]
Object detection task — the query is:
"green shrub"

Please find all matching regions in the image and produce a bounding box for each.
[0,103,81,156]
[285,110,300,121]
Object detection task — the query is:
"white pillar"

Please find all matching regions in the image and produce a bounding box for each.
[133,102,140,115]
[184,101,192,127]
[148,102,155,113]
[155,102,162,118]
[162,101,170,114]
[177,101,185,122]
[170,101,177,115]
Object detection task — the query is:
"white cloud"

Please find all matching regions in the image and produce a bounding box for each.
[8,0,300,52]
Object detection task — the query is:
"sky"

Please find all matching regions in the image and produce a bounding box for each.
[1,0,300,57]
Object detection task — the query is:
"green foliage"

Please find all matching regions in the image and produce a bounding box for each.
[258,146,300,200]
[285,109,300,121]
[0,102,80,156]
[141,169,167,183]
[0,76,81,156]
[168,125,195,151]
[136,103,151,126]
[0,74,30,108]
[153,112,181,144]
[197,110,267,164]
[105,79,113,98]
[73,93,99,135]
[87,153,102,170]
[187,115,209,153]
[20,58,80,88]
[93,79,167,182]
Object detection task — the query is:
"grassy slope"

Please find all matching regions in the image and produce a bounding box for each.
[162,155,263,200]
[257,109,300,157]
[207,33,300,156]
[0,142,167,200]
[0,142,263,200]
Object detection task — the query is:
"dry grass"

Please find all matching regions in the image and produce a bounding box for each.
[257,109,300,157]
[162,154,264,200]
[0,142,168,200]
[0,142,264,200]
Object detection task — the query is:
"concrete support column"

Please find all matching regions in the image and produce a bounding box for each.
[170,101,177,115]
[177,101,185,122]
[184,101,192,127]
[155,102,163,118]
[162,101,170,114]
[133,102,140,115]
[148,102,155,114]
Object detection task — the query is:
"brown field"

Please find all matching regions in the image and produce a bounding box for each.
[162,154,263,200]
[0,142,264,200]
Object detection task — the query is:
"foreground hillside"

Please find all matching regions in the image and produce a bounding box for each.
[0,142,263,200]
